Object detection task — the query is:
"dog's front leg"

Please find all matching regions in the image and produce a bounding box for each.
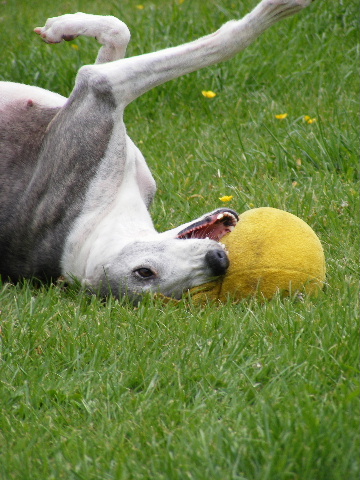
[80,0,313,106]
[34,13,131,63]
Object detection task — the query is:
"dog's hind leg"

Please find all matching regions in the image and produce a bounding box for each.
[34,12,131,63]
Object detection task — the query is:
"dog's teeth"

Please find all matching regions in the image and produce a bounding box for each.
[219,242,228,253]
[217,213,224,220]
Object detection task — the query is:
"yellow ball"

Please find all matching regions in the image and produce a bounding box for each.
[191,207,326,303]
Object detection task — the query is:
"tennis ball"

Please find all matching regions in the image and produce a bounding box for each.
[190,207,326,303]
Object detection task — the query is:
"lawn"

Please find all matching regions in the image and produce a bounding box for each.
[0,0,359,479]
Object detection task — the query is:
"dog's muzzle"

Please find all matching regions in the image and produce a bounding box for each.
[205,248,229,276]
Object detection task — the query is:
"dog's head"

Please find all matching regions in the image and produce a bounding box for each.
[93,208,238,301]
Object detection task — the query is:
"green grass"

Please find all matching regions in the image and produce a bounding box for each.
[0,0,359,479]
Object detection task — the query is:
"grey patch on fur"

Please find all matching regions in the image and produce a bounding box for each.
[0,77,116,280]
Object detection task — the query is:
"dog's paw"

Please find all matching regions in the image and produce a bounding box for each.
[34,13,84,44]
[34,13,130,46]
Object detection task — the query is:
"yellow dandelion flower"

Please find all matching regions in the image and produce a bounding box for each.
[275,113,288,120]
[71,44,79,50]
[135,5,145,10]
[202,90,217,99]
[178,0,186,4]
[219,195,233,202]
[304,115,317,124]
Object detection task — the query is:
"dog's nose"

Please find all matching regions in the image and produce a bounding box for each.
[205,248,229,276]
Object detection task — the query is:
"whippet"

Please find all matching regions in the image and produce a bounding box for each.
[0,0,313,301]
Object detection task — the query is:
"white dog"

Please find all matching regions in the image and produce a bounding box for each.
[0,0,313,301]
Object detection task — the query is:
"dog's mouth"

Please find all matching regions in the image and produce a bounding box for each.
[176,208,239,242]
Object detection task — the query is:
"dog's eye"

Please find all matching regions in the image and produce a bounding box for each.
[134,268,156,279]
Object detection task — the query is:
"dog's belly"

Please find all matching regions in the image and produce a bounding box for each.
[0,82,67,109]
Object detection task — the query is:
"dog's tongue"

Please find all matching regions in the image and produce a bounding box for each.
[176,209,238,242]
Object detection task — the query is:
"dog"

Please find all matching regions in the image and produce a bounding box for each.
[0,0,312,301]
